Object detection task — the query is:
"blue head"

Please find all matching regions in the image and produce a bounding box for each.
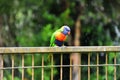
[61,26,71,35]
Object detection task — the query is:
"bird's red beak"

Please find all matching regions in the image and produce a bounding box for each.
[68,32,70,35]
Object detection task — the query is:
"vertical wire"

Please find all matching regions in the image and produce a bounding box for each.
[42,54,44,80]
[88,53,90,80]
[96,53,99,80]
[105,53,108,80]
[60,54,63,80]
[70,54,72,80]
[32,54,34,80]
[51,54,53,80]
[22,54,24,80]
[12,54,14,80]
[114,53,116,80]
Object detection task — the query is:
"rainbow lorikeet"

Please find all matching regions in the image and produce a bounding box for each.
[50,25,71,47]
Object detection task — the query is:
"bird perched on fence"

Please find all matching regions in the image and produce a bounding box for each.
[50,25,71,47]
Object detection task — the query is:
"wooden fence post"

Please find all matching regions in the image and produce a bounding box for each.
[72,18,81,80]
[0,22,3,80]
[0,38,3,80]
[0,55,3,80]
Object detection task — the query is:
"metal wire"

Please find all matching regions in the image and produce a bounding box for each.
[51,54,54,80]
[114,53,117,80]
[32,54,34,80]
[12,54,14,80]
[42,54,44,80]
[96,53,99,80]
[60,54,63,80]
[1,64,120,70]
[105,53,108,80]
[70,54,72,80]
[88,53,90,80]
[22,54,24,80]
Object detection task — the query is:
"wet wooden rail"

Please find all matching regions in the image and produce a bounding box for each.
[0,46,120,80]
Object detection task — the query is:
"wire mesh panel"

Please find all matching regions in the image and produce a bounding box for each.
[0,46,120,80]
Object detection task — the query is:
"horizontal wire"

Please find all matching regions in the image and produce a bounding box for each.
[1,64,120,70]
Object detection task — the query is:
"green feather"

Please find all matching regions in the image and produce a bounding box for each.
[50,28,62,47]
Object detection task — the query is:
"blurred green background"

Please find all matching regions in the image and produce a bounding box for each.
[0,0,120,80]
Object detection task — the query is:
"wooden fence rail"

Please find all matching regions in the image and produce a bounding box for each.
[0,46,120,53]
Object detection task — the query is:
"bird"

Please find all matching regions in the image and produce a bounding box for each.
[49,25,70,80]
[50,25,71,47]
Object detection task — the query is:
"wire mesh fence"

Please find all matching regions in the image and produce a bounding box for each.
[0,46,120,80]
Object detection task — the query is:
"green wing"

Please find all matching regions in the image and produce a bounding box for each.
[50,32,56,47]
[50,29,61,47]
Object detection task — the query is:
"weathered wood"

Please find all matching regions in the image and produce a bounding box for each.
[0,25,3,80]
[0,33,3,80]
[0,55,3,80]
[0,46,120,53]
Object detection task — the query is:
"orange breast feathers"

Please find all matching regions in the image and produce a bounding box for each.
[55,32,66,41]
